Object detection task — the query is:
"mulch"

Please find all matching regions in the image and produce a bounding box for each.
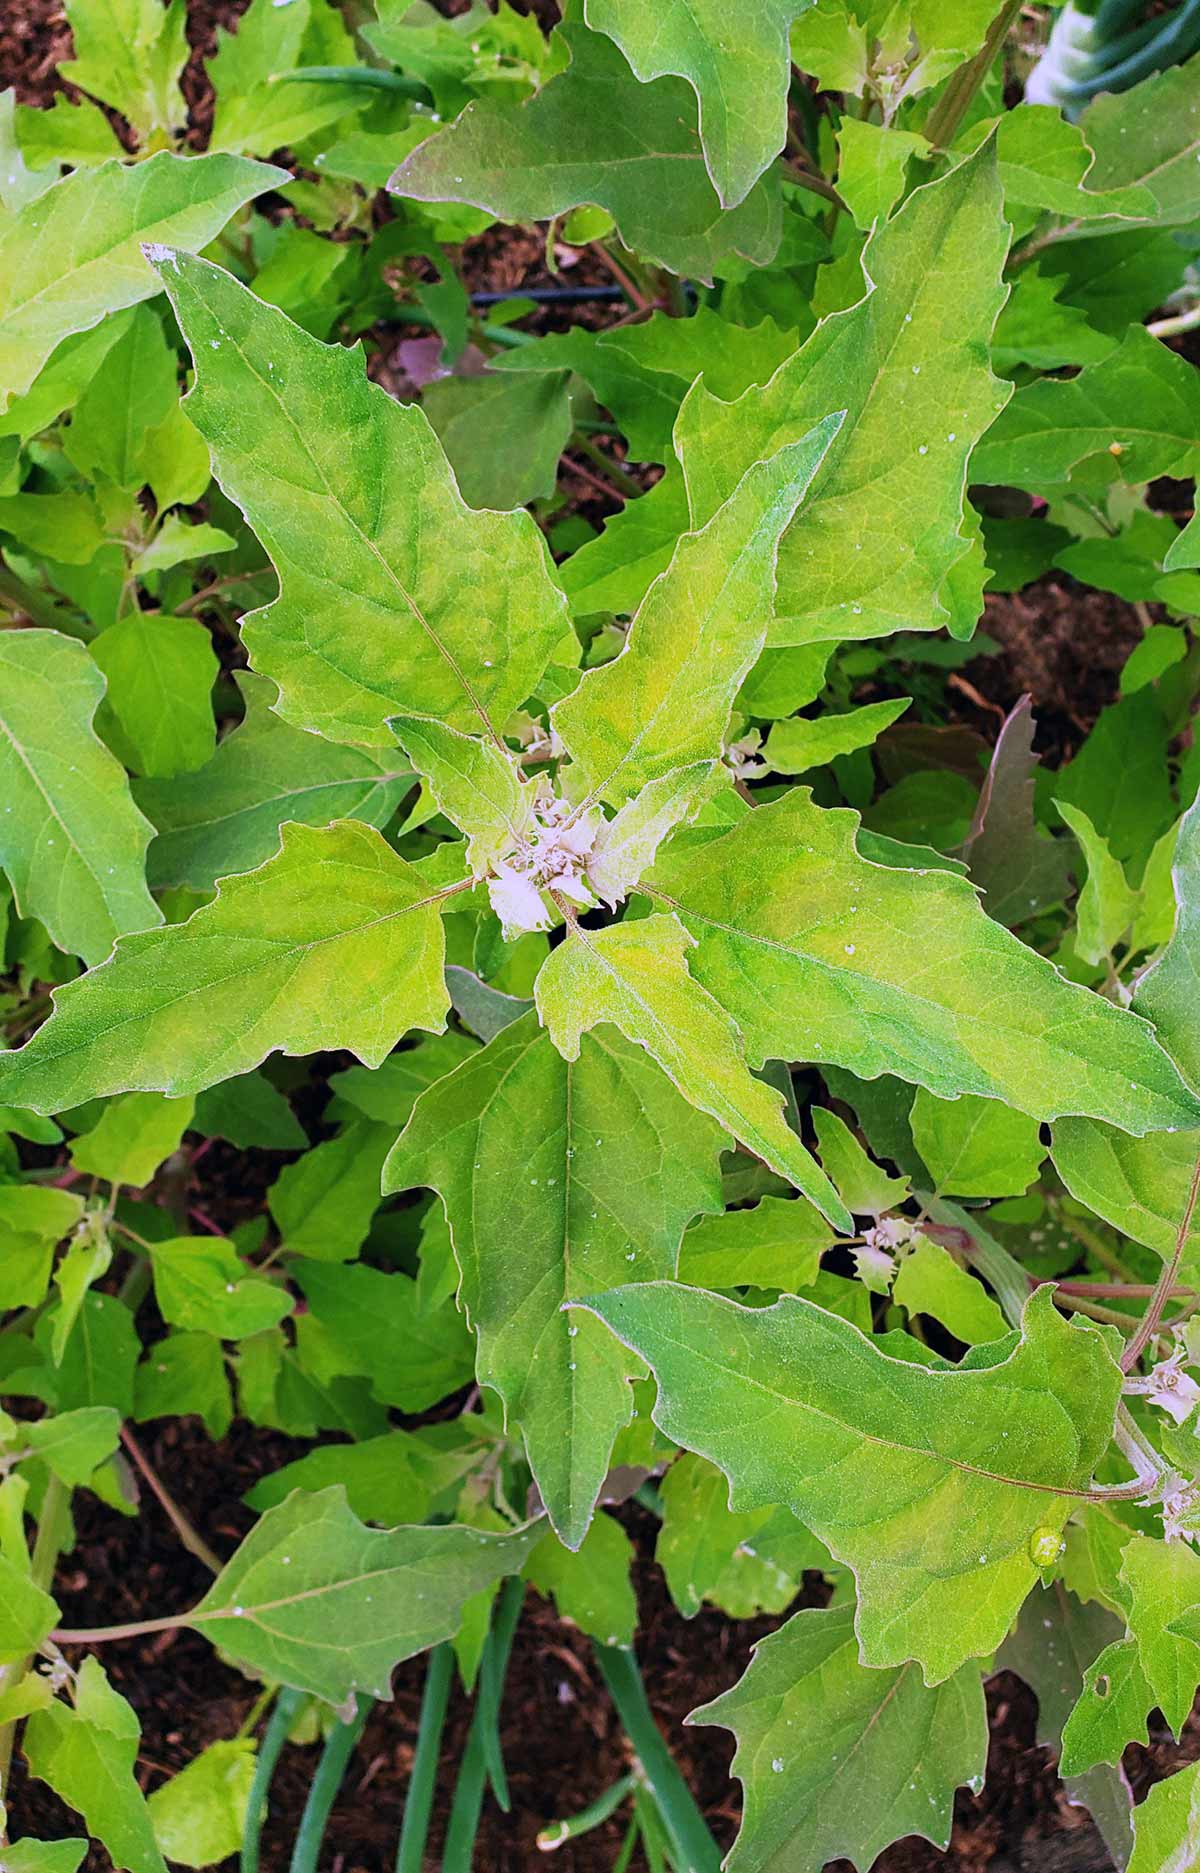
[4,3,1199,1868]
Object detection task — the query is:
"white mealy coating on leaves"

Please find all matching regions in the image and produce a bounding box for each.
[486,777,604,937]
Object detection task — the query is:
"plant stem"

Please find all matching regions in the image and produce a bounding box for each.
[569,431,643,500]
[1121,1154,1200,1373]
[587,241,651,311]
[395,1644,453,1873]
[924,0,1024,149]
[0,1475,72,1831]
[51,1613,186,1644]
[1055,1210,1139,1283]
[1147,303,1200,341]
[241,1687,306,1873]
[785,159,850,214]
[592,1644,721,1873]
[289,1695,372,1873]
[119,1426,223,1574]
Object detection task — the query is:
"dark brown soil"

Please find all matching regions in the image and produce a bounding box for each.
[964,580,1145,763]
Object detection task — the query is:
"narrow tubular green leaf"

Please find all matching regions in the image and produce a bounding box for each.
[149,248,570,746]
[577,1284,1122,1682]
[385,1012,723,1548]
[0,821,451,1114]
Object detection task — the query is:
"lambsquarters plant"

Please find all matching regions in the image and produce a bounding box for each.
[2,1,1200,1867]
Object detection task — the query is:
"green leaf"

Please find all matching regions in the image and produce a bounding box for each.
[209,0,360,158]
[388,13,782,284]
[647,790,1200,1133]
[0,152,280,411]
[677,1193,831,1291]
[329,1030,477,1127]
[673,147,1010,647]
[1136,795,1200,1089]
[0,821,451,1114]
[0,490,106,565]
[135,1331,232,1441]
[811,1107,908,1219]
[151,248,569,746]
[385,1011,723,1548]
[972,325,1200,491]
[146,1739,256,1870]
[1060,1638,1153,1776]
[40,1291,138,1414]
[268,1121,393,1262]
[24,1659,166,1873]
[494,308,799,464]
[295,1259,475,1412]
[243,1429,445,1525]
[149,1237,292,1339]
[61,0,188,140]
[0,1551,59,1663]
[192,1068,307,1151]
[972,104,1157,221]
[26,1407,121,1486]
[587,766,717,910]
[135,672,412,893]
[1054,692,1174,876]
[524,1511,636,1645]
[188,1486,540,1705]
[1058,803,1139,969]
[422,368,574,511]
[1080,54,1200,227]
[764,697,910,777]
[1121,1533,1200,1733]
[1,1843,86,1873]
[689,1604,987,1872]
[1052,798,1200,1275]
[536,914,852,1230]
[584,0,809,209]
[553,424,842,806]
[658,1452,821,1619]
[91,615,219,782]
[834,119,928,229]
[0,629,162,965]
[892,1237,1008,1345]
[131,518,235,578]
[1128,1761,1200,1873]
[389,715,526,875]
[577,1283,1121,1681]
[561,463,691,619]
[63,303,178,490]
[70,1091,195,1187]
[909,1089,1045,1199]
[0,1187,84,1309]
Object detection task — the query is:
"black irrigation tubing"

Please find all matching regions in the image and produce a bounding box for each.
[468,285,626,305]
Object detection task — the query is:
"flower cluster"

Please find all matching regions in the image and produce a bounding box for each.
[487,778,605,937]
